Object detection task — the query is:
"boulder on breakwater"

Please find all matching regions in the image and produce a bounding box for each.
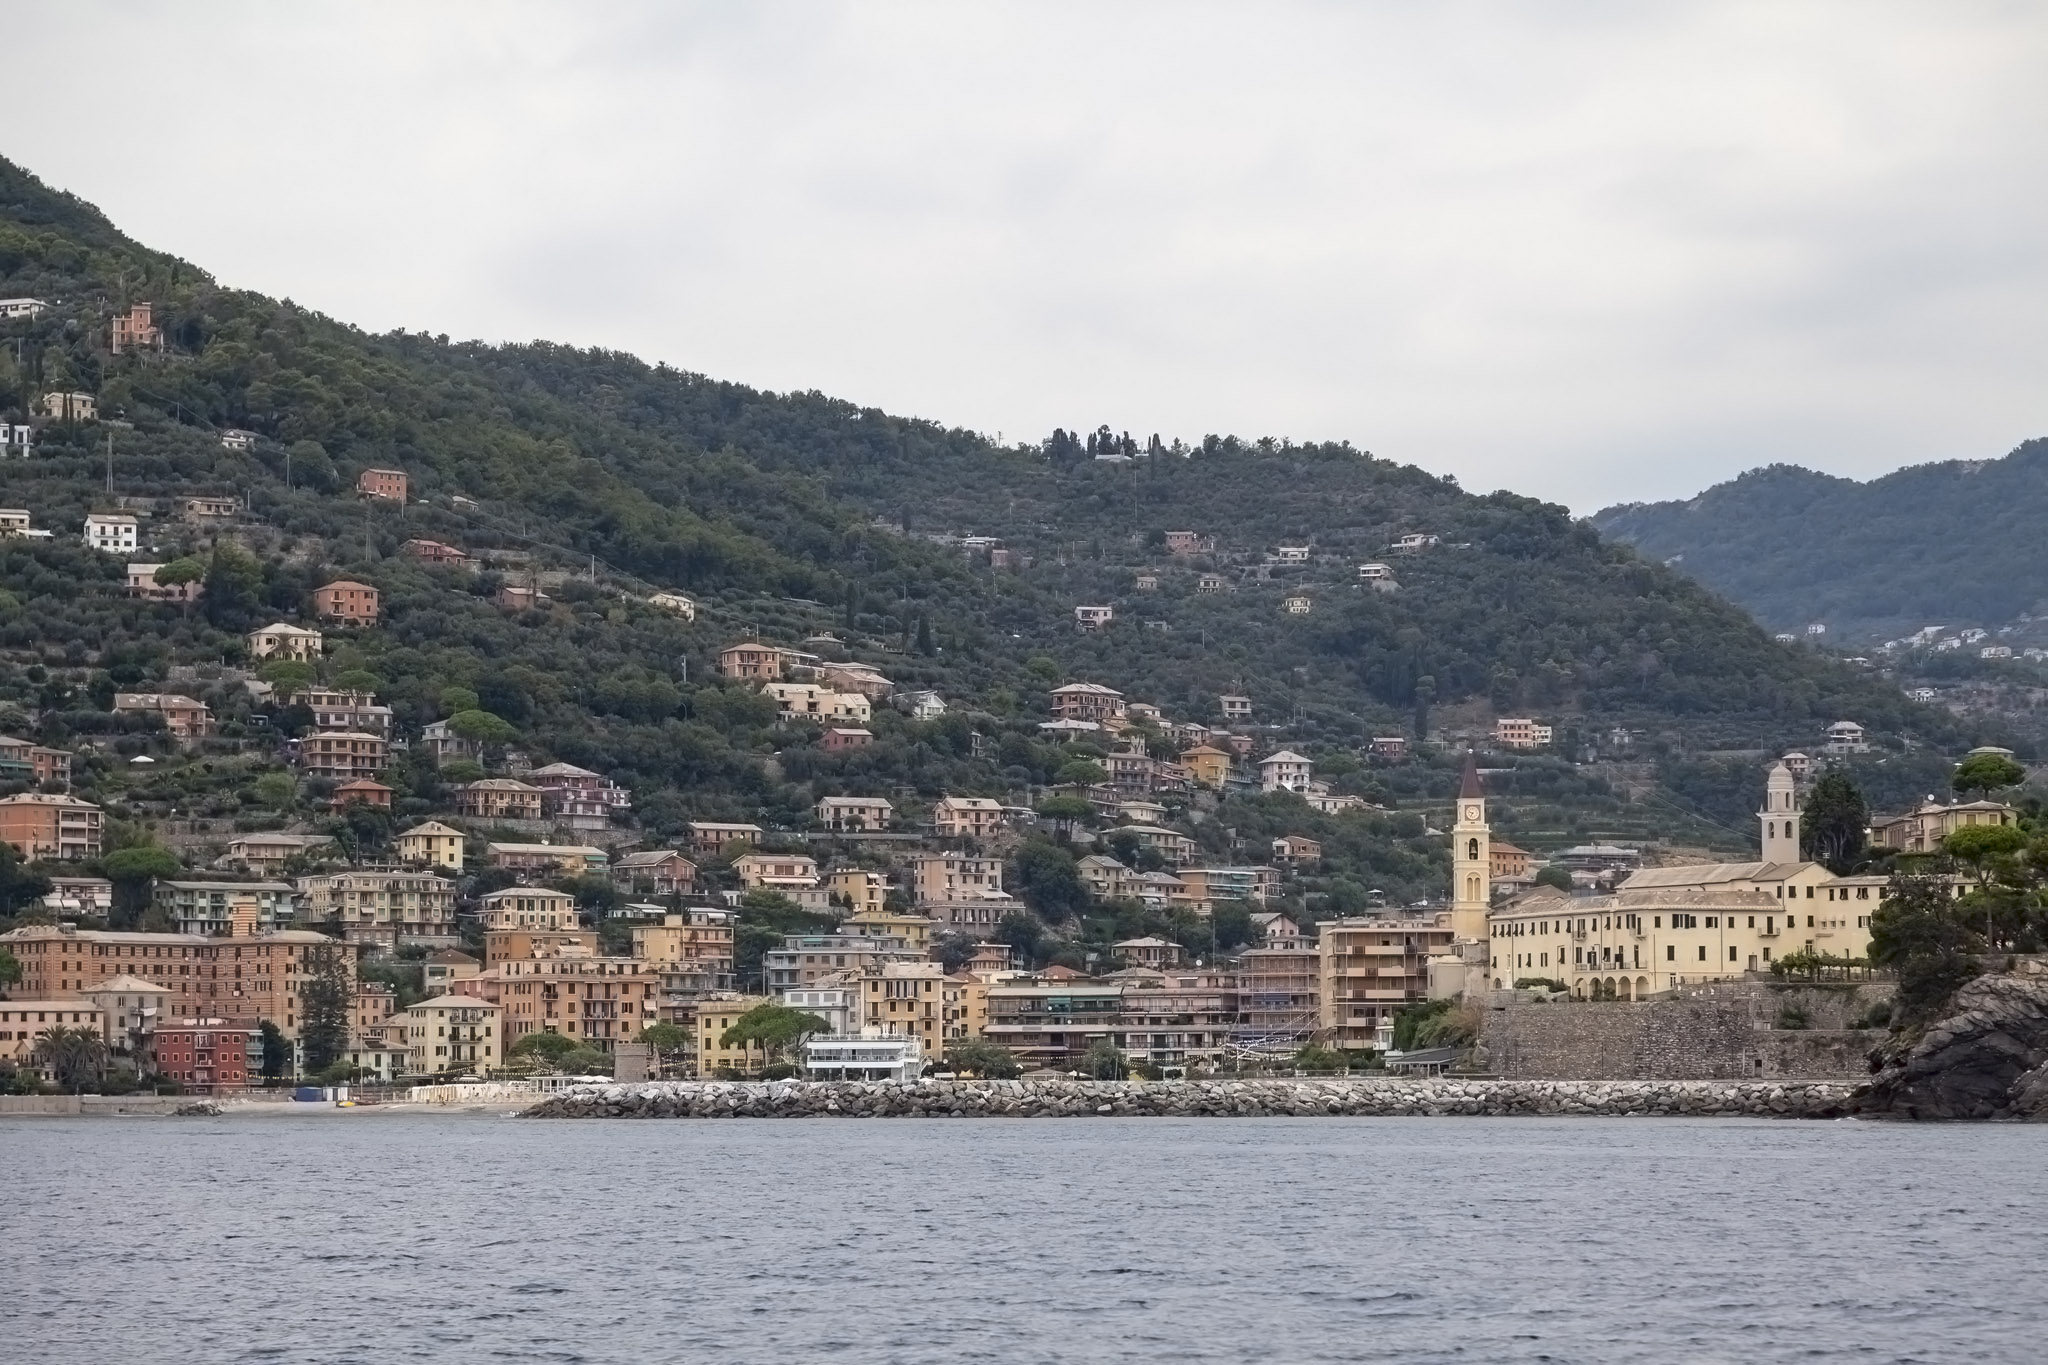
[521,1076,1853,1120]
[1854,969,2048,1121]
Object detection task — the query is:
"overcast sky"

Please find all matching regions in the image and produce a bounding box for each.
[8,2,2046,511]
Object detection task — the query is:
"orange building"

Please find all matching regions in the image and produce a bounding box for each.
[0,922,351,1042]
[313,580,380,624]
[0,793,103,860]
[357,468,408,501]
[109,301,162,354]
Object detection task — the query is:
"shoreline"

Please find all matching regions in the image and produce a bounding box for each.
[523,1077,1861,1120]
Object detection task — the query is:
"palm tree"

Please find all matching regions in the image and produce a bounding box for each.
[37,1025,108,1094]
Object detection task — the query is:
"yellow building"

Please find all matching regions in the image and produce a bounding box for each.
[1486,761,1882,998]
[694,993,777,1077]
[1486,881,1878,998]
[1178,745,1231,789]
[827,867,889,916]
[396,821,466,871]
[842,908,934,952]
[399,994,501,1076]
[861,962,946,1060]
[631,908,736,970]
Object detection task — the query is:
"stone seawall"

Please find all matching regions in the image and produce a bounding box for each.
[523,1077,1856,1120]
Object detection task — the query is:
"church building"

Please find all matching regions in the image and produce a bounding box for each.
[1483,761,1880,999]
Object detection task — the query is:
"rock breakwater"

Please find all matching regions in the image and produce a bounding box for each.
[523,1077,1854,1120]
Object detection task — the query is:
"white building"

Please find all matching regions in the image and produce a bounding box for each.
[1,423,32,456]
[1823,720,1869,755]
[801,1033,923,1082]
[220,429,259,452]
[82,513,138,554]
[648,592,696,620]
[1259,750,1313,793]
[1074,605,1114,632]
[0,298,49,321]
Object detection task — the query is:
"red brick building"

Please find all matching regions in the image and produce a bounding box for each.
[149,1018,257,1094]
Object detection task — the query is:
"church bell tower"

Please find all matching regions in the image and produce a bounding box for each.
[1759,760,1802,863]
[1451,752,1492,941]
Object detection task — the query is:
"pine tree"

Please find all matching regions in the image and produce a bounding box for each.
[298,944,352,1074]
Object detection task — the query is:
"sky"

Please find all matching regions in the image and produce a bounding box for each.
[7,1,2046,512]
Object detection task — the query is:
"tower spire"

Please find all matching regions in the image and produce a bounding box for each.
[1451,752,1491,943]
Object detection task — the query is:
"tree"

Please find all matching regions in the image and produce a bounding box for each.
[37,1024,107,1093]
[257,1021,290,1085]
[1080,1038,1127,1079]
[1012,839,1088,920]
[258,658,317,693]
[446,709,517,744]
[439,686,481,716]
[638,1022,689,1078]
[101,845,182,928]
[0,946,19,990]
[1800,773,1870,874]
[1533,865,1574,892]
[152,558,205,612]
[1033,794,1093,838]
[509,1031,582,1071]
[719,1003,831,1064]
[1952,752,2026,801]
[298,943,353,1075]
[201,543,265,629]
[1053,759,1108,787]
[1868,873,1981,1025]
[944,1037,1022,1078]
[0,842,53,917]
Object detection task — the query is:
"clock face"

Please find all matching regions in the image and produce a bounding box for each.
[1464,805,1479,821]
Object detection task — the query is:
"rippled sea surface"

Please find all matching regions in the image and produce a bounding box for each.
[4,1113,2044,1364]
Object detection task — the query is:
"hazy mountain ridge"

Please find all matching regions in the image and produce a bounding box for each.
[1594,441,2048,638]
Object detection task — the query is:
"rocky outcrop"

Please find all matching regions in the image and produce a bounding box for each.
[522,1076,1854,1120]
[1854,971,2048,1121]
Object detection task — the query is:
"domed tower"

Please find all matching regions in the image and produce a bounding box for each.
[1759,760,1802,863]
[1451,752,1492,941]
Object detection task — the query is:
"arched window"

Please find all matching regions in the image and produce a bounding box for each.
[1466,838,1479,861]
[1768,821,1776,839]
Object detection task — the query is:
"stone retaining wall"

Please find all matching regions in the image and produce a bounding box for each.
[523,1077,1855,1120]
[1482,980,1892,1081]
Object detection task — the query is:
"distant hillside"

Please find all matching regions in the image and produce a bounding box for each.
[1593,441,2048,639]
[0,152,1974,916]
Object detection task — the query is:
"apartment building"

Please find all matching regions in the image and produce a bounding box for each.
[395,821,466,871]
[398,995,500,1076]
[816,796,894,833]
[0,922,350,1041]
[933,795,1004,840]
[0,735,72,786]
[295,870,459,950]
[114,693,213,743]
[82,512,136,553]
[0,793,103,860]
[313,579,379,625]
[456,779,544,822]
[612,849,697,897]
[911,852,1004,905]
[296,731,386,780]
[1318,912,1457,1049]
[152,881,299,937]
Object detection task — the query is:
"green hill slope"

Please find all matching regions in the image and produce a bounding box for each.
[1592,441,2048,639]
[0,154,1970,912]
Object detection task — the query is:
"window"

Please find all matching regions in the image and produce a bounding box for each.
[1666,945,1675,961]
[1729,947,1738,962]
[1697,946,1707,961]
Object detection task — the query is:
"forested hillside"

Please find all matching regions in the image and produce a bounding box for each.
[0,151,1973,926]
[1593,441,2048,639]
